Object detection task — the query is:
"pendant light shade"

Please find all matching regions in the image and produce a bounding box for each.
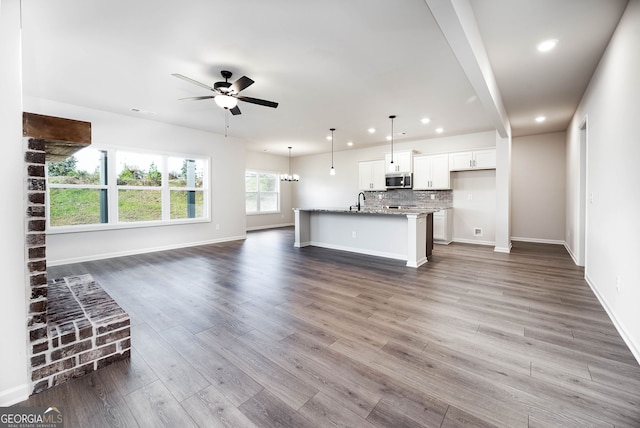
[388,115,396,172]
[329,128,336,175]
[280,146,299,182]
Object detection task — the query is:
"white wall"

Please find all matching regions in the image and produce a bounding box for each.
[451,169,496,245]
[0,0,30,406]
[245,151,294,230]
[566,0,640,362]
[512,132,566,243]
[23,98,248,265]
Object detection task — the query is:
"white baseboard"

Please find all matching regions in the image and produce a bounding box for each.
[452,238,495,246]
[47,235,247,266]
[511,236,566,245]
[494,244,512,254]
[0,383,29,407]
[246,223,294,231]
[564,242,582,266]
[584,273,640,366]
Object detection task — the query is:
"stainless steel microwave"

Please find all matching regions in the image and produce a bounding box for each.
[385,173,412,189]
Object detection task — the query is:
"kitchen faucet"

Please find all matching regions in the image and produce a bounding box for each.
[357,192,366,211]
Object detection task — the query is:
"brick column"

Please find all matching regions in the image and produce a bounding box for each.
[24,137,50,393]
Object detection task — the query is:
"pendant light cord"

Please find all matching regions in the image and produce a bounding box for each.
[389,115,396,165]
[330,128,335,168]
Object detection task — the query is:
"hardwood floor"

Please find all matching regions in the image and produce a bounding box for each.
[18,227,640,427]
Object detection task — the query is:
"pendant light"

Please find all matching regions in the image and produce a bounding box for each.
[388,115,396,172]
[329,128,336,175]
[280,146,299,182]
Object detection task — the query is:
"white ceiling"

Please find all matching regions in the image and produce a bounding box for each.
[20,0,628,157]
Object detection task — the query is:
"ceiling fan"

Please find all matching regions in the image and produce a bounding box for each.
[172,70,278,115]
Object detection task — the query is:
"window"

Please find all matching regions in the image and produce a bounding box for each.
[48,148,108,227]
[47,147,209,230]
[245,170,280,214]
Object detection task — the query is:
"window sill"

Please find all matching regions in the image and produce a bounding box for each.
[47,217,212,235]
[246,211,281,216]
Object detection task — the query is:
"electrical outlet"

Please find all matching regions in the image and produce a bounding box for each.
[215,224,220,231]
[616,275,621,293]
[474,228,483,237]
[352,231,357,238]
[430,194,435,200]
[378,194,383,200]
[468,194,473,201]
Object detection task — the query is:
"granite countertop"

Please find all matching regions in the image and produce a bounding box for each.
[294,207,441,215]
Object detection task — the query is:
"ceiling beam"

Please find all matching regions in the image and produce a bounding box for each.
[425,0,511,138]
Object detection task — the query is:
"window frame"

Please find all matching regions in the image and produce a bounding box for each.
[245,169,281,215]
[46,146,211,234]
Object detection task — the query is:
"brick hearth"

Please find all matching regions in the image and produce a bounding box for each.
[31,275,131,393]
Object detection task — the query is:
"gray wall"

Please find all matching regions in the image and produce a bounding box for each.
[511,132,566,243]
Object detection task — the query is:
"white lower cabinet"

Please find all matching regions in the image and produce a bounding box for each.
[433,208,453,244]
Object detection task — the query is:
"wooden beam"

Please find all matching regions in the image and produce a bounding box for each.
[22,112,91,161]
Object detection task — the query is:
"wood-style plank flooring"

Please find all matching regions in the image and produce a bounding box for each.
[18,227,640,427]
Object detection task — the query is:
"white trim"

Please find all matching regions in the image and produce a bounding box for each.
[564,242,580,265]
[494,244,512,254]
[246,222,294,231]
[511,236,565,245]
[0,383,30,407]
[452,238,495,246]
[47,235,247,266]
[584,273,640,365]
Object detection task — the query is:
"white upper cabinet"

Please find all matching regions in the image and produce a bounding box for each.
[449,148,496,171]
[384,151,413,173]
[358,160,386,190]
[413,154,450,189]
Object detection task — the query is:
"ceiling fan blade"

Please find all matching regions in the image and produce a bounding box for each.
[230,105,242,115]
[171,73,213,90]
[178,95,216,101]
[237,96,279,108]
[230,76,254,93]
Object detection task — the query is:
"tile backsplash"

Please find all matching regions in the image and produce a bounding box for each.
[363,189,452,209]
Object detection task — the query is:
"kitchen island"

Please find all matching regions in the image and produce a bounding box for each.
[293,208,436,268]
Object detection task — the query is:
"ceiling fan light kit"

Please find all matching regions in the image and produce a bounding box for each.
[214,94,238,109]
[172,70,278,117]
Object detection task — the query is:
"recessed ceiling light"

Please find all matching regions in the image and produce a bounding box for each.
[368,128,376,134]
[435,128,444,134]
[326,135,332,141]
[385,135,392,141]
[537,39,558,52]
[347,141,354,147]
[421,118,431,124]
[535,116,546,123]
